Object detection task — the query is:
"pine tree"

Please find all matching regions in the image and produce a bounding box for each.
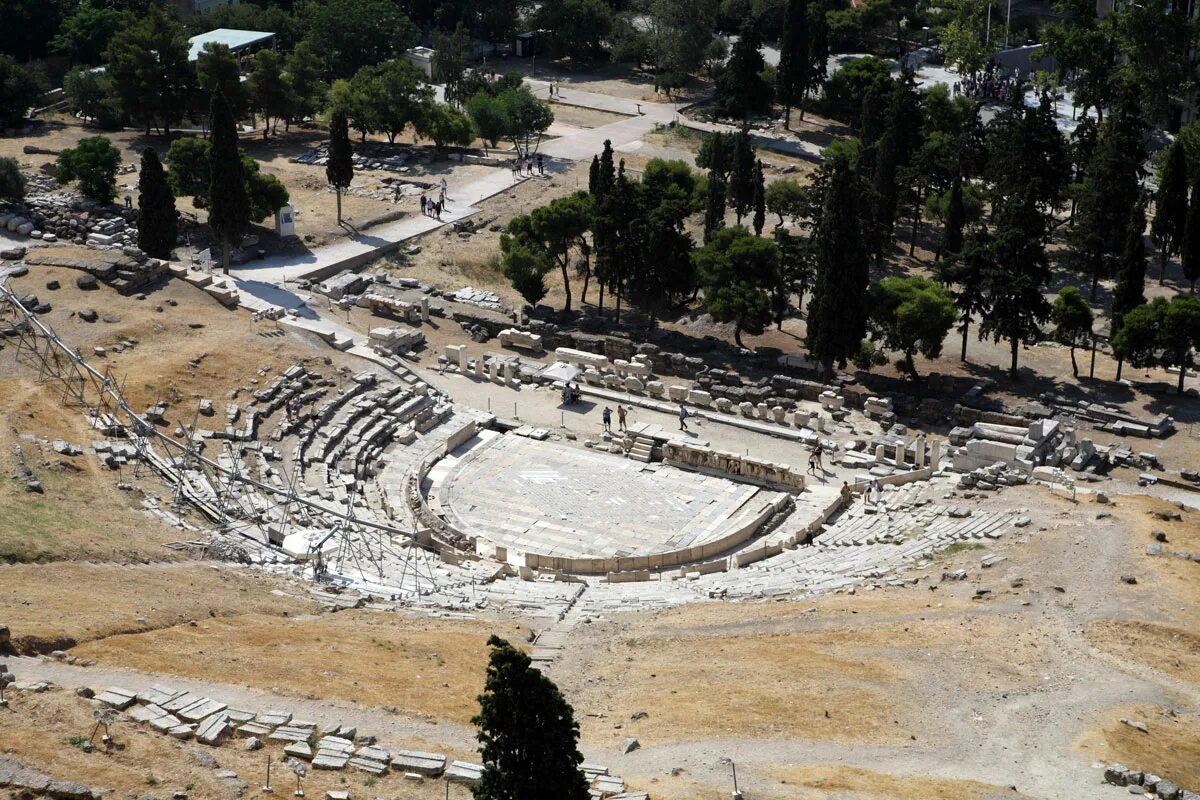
[751,160,766,236]
[136,147,177,260]
[207,91,249,275]
[1152,139,1189,285]
[775,0,810,128]
[326,111,354,226]
[473,636,590,800]
[940,172,966,260]
[806,154,869,374]
[1111,199,1148,380]
[1183,179,1200,293]
[980,188,1052,377]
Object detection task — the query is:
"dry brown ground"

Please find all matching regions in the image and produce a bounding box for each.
[1078,704,1200,789]
[768,765,1027,800]
[0,689,458,800]
[564,585,1055,750]
[70,609,530,723]
[0,563,319,653]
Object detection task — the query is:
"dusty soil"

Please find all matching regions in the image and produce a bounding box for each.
[70,609,530,724]
[0,562,319,653]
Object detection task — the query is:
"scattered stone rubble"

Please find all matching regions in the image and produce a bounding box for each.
[90,684,647,798]
[1,184,139,247]
[0,754,99,799]
[1104,763,1199,800]
[25,249,170,296]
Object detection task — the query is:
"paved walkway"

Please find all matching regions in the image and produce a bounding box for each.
[226,168,523,292]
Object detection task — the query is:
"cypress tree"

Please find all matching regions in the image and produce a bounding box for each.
[752,160,766,236]
[136,147,177,260]
[728,131,756,224]
[940,173,966,260]
[597,140,615,198]
[703,139,727,244]
[592,140,617,313]
[1151,139,1189,285]
[207,91,249,275]
[326,111,354,225]
[945,225,992,362]
[473,636,589,800]
[1183,179,1200,293]
[980,187,1051,377]
[806,154,869,375]
[869,72,923,259]
[1069,102,1144,299]
[775,0,810,128]
[1111,200,1148,380]
[588,155,600,197]
[803,0,829,122]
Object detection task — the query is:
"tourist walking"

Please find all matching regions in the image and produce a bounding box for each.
[807,451,818,475]
[678,403,689,431]
[419,194,427,216]
[537,154,544,175]
[811,443,824,471]
[617,404,627,431]
[602,406,612,432]
[439,177,448,203]
[871,479,884,506]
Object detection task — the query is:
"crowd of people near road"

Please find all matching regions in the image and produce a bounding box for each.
[952,64,1022,104]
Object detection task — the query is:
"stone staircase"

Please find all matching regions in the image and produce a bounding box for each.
[628,434,655,463]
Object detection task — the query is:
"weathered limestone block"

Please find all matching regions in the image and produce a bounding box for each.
[499,328,543,352]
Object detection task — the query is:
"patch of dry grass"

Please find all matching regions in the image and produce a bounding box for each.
[769,765,1025,800]
[1085,621,1200,686]
[0,563,319,653]
[71,610,530,723]
[1078,705,1200,789]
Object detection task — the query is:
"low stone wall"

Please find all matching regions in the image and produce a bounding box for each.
[522,496,783,574]
[663,441,805,491]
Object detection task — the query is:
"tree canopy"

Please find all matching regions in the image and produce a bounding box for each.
[56,136,121,202]
[473,636,590,800]
[868,275,957,378]
[694,226,780,348]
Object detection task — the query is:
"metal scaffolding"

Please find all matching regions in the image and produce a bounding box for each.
[0,268,443,596]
